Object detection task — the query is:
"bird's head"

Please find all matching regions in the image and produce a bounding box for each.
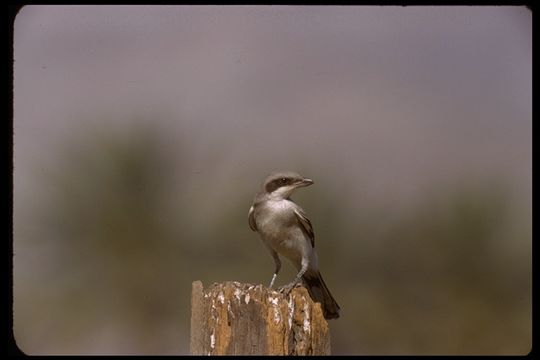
[262,171,314,200]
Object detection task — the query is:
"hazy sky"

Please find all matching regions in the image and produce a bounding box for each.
[14,6,531,207]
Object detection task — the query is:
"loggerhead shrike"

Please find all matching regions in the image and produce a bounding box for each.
[248,171,340,319]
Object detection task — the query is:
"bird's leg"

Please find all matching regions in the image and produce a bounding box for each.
[268,249,281,289]
[279,261,308,295]
[269,273,278,289]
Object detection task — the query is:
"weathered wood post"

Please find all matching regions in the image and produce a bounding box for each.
[190,281,331,355]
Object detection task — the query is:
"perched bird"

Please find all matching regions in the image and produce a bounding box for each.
[248,171,341,319]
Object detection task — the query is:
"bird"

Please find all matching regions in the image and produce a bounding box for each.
[248,171,340,319]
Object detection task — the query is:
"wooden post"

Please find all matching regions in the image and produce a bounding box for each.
[190,281,331,355]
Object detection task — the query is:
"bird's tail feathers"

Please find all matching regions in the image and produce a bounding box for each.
[302,271,340,320]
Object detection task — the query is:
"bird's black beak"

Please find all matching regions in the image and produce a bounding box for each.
[296,178,314,187]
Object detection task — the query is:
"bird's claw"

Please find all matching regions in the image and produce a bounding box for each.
[277,282,302,295]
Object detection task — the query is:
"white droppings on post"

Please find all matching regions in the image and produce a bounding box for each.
[287,294,295,329]
[210,332,216,349]
[303,300,311,334]
[217,292,225,304]
[274,309,281,324]
[227,300,235,319]
[268,296,279,306]
[210,297,219,326]
[268,296,281,324]
[233,288,242,301]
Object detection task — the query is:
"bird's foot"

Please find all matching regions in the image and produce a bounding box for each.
[277,281,302,296]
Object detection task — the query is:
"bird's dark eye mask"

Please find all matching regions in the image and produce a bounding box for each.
[265,177,291,193]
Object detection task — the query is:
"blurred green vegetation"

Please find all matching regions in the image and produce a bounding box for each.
[325,184,531,354]
[14,125,530,354]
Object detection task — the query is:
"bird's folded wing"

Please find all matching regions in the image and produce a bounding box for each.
[294,208,315,247]
[248,205,258,231]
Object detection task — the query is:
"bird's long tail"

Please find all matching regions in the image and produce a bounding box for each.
[302,271,341,319]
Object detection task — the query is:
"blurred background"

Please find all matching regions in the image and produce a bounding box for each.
[13,5,531,355]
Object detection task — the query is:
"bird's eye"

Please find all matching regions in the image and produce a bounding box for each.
[281,178,287,183]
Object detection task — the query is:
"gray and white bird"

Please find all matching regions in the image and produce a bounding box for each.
[248,171,341,319]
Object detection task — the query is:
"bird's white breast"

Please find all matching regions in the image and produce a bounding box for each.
[257,199,296,232]
[255,199,311,266]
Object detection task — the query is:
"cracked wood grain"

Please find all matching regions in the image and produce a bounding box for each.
[190,281,331,355]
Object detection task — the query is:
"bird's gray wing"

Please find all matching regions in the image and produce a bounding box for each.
[248,205,258,231]
[294,208,315,248]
